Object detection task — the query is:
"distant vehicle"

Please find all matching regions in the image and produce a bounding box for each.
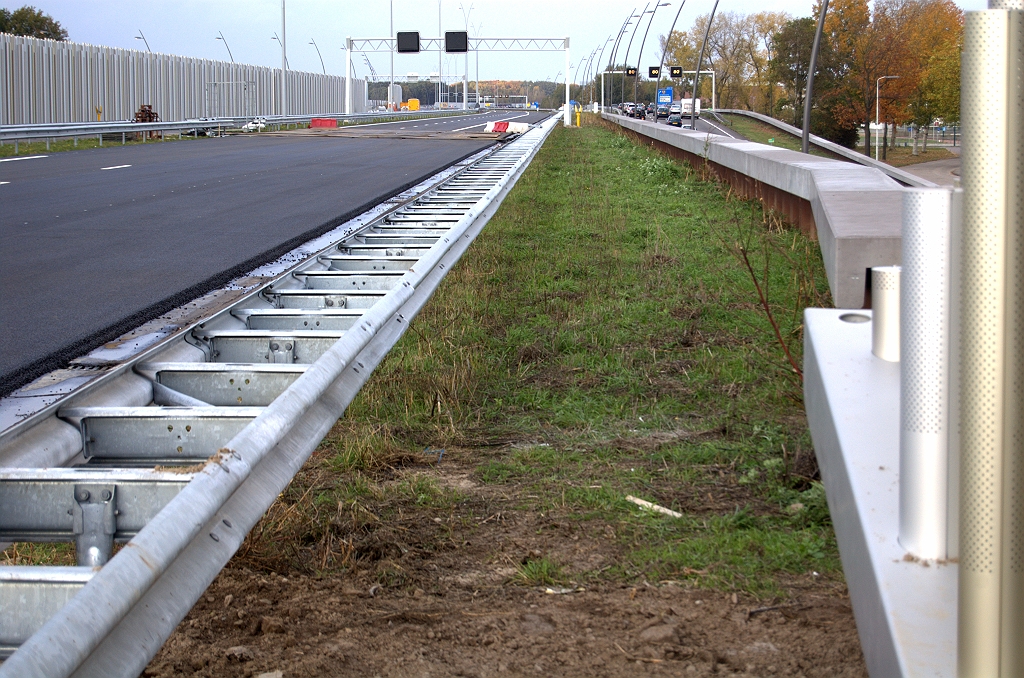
[669,104,681,114]
[667,113,682,127]
[241,117,267,132]
[657,106,669,118]
[681,98,702,117]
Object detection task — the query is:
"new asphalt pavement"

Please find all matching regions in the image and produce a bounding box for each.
[0,110,551,394]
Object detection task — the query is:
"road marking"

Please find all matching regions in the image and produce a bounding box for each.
[0,181,10,185]
[450,111,532,133]
[0,155,47,163]
[100,164,132,170]
[701,118,739,138]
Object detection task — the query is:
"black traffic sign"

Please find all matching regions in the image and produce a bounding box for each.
[397,32,420,53]
[670,66,683,78]
[626,67,638,77]
[648,66,661,78]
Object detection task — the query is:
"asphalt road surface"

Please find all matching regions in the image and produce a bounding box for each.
[0,110,551,394]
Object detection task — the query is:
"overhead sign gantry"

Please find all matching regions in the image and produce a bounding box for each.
[345,35,572,126]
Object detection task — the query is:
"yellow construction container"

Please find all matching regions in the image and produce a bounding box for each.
[403,98,420,111]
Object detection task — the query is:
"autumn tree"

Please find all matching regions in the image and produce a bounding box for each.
[0,5,68,40]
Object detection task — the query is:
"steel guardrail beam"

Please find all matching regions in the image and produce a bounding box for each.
[0,110,472,141]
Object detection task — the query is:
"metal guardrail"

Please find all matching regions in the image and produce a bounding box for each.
[0,110,474,142]
[0,112,561,677]
[715,109,939,188]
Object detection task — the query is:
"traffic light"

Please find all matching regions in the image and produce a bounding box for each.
[648,66,660,78]
[445,31,468,53]
[626,67,637,77]
[396,32,420,53]
[670,66,683,78]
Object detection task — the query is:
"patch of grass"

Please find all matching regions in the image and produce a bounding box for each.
[1,542,77,566]
[239,114,841,596]
[717,113,839,159]
[515,557,565,586]
[873,144,958,168]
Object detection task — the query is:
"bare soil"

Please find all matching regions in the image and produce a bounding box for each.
[144,448,866,678]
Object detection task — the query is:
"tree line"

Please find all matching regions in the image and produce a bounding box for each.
[1,5,67,40]
[591,0,962,152]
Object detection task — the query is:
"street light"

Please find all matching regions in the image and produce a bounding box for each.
[876,75,900,160]
[691,0,721,127]
[607,10,639,104]
[271,34,290,67]
[471,21,483,107]
[134,30,151,52]
[309,38,325,75]
[459,2,473,110]
[216,31,234,62]
[621,4,652,105]
[634,2,671,108]
[655,0,689,123]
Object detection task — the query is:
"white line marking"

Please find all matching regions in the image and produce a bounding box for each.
[450,112,532,133]
[700,118,739,138]
[0,181,10,185]
[0,155,47,163]
[100,164,132,170]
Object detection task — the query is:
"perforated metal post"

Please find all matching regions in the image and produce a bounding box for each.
[871,266,900,362]
[957,1,1023,675]
[900,188,962,560]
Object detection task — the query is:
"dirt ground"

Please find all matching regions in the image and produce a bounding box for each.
[144,449,866,678]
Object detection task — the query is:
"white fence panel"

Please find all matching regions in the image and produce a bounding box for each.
[0,33,365,124]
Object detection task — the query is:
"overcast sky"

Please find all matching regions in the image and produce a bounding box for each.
[24,0,986,82]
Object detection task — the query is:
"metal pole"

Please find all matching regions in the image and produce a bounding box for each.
[656,0,688,124]
[875,76,898,160]
[281,0,287,117]
[622,3,650,103]
[957,2,1024,676]
[345,38,353,115]
[691,0,719,127]
[438,0,443,108]
[310,38,325,75]
[608,11,638,104]
[634,3,668,106]
[390,0,394,109]
[564,38,571,126]
[801,0,829,153]
[216,32,234,62]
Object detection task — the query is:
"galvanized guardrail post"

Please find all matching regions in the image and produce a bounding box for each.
[957,0,1023,675]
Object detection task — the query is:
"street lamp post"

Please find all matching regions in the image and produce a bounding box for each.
[655,0,689,124]
[634,2,671,108]
[801,0,829,153]
[216,31,234,62]
[272,32,289,116]
[459,3,473,110]
[875,75,899,160]
[622,4,652,105]
[134,30,151,52]
[691,0,720,127]
[608,12,639,104]
[390,0,394,110]
[472,22,482,107]
[309,38,325,75]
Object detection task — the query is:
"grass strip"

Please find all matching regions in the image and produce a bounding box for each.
[232,114,841,598]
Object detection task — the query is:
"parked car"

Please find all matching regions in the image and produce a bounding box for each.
[241,117,267,132]
[667,113,682,127]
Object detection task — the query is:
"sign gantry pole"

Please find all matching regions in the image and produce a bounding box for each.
[564,37,571,126]
[345,37,353,115]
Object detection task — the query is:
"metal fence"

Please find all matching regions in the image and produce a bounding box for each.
[1,33,367,125]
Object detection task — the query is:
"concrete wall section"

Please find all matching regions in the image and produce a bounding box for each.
[603,114,904,308]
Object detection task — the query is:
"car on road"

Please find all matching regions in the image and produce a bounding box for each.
[657,106,669,119]
[667,113,682,127]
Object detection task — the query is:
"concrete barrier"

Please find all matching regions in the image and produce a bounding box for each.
[602,113,905,309]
